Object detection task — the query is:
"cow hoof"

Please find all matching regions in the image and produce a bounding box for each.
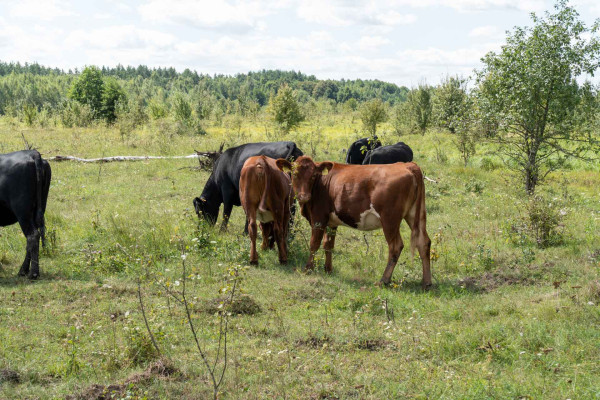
[249,260,258,266]
[375,280,390,287]
[422,282,432,290]
[279,259,288,265]
[18,269,27,277]
[28,273,39,280]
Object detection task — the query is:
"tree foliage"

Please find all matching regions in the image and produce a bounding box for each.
[407,83,433,134]
[475,0,600,193]
[433,75,468,133]
[68,66,127,123]
[359,98,388,136]
[69,66,104,117]
[269,84,304,133]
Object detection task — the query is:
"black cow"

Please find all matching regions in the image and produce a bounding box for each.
[0,150,51,279]
[193,141,303,230]
[345,136,382,164]
[362,142,413,165]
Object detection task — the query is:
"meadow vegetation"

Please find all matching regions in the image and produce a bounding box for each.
[0,106,599,398]
[1,2,600,398]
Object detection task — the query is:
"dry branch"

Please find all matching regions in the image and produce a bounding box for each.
[48,154,202,163]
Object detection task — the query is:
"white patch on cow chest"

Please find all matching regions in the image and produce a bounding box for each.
[257,210,274,223]
[357,204,382,231]
[328,212,350,228]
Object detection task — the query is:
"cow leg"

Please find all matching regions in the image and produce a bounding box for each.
[220,202,234,232]
[379,223,404,286]
[323,228,337,273]
[274,222,287,265]
[18,221,41,279]
[411,224,432,288]
[260,222,272,250]
[405,216,432,288]
[248,214,259,265]
[305,225,325,271]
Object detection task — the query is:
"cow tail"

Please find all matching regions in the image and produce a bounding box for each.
[257,156,270,213]
[409,165,425,258]
[33,151,46,247]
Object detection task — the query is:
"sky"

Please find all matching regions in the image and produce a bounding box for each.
[0,0,599,86]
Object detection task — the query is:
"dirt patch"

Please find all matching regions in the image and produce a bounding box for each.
[66,358,178,400]
[458,269,536,292]
[203,294,261,316]
[0,368,20,384]
[354,338,392,351]
[296,333,333,349]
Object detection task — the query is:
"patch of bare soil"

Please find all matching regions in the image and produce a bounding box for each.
[66,358,178,400]
[295,333,333,349]
[0,368,20,384]
[354,338,393,351]
[458,269,536,292]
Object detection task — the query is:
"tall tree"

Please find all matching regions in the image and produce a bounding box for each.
[69,66,104,117]
[359,98,388,136]
[269,83,304,133]
[475,0,600,194]
[407,83,433,134]
[433,75,468,133]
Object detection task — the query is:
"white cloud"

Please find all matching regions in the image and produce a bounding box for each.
[138,0,280,33]
[296,1,416,27]
[9,0,74,20]
[469,25,502,38]
[357,36,392,50]
[65,25,176,51]
[390,0,546,12]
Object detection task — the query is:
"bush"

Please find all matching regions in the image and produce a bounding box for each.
[59,100,94,127]
[507,194,565,249]
[269,83,304,133]
[359,98,388,136]
[526,195,565,248]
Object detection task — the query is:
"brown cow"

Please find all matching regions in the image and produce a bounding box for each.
[240,155,292,265]
[276,156,432,287]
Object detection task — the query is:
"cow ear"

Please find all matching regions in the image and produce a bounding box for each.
[317,161,333,176]
[276,158,292,173]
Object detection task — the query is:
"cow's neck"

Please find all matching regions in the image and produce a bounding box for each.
[308,175,334,222]
[200,174,222,204]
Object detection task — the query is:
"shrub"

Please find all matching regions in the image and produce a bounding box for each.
[359,98,388,136]
[269,83,304,133]
[526,195,565,248]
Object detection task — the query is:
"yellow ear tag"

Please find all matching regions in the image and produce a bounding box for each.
[321,168,329,176]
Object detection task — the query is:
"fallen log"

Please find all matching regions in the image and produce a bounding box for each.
[49,154,202,163]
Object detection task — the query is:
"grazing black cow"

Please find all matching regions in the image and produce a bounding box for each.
[345,136,382,164]
[0,150,51,279]
[193,141,303,230]
[362,142,413,165]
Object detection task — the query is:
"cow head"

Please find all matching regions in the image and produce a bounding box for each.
[276,156,332,205]
[193,197,219,225]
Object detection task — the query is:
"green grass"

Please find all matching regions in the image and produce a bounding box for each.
[1,115,599,399]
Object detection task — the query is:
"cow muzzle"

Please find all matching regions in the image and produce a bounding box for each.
[296,193,311,204]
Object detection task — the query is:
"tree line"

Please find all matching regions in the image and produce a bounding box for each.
[0,1,598,195]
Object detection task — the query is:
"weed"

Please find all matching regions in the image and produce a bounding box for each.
[476,243,495,270]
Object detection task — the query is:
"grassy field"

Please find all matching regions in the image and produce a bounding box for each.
[1,115,599,399]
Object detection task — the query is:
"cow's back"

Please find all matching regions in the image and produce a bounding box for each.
[213,141,301,192]
[362,142,413,164]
